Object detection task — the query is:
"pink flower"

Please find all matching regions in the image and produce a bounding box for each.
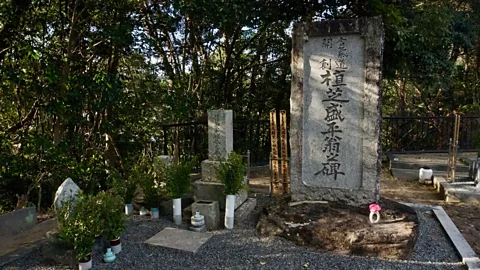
[369,203,381,212]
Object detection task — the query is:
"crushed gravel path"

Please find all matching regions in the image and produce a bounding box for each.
[3,196,466,270]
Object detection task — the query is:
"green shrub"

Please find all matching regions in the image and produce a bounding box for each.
[136,154,165,208]
[96,191,125,240]
[216,152,246,195]
[165,158,196,199]
[57,193,101,261]
[107,169,136,204]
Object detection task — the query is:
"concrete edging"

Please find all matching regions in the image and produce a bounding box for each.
[432,206,480,270]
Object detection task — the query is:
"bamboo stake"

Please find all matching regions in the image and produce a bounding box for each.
[280,110,289,193]
[270,109,280,196]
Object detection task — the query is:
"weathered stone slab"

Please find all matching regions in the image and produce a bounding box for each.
[234,198,257,224]
[192,181,247,210]
[201,160,221,182]
[144,227,211,253]
[207,110,233,161]
[191,201,220,230]
[54,178,81,210]
[440,181,480,204]
[0,207,37,236]
[290,17,384,206]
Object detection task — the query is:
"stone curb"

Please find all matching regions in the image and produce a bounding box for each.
[401,202,480,270]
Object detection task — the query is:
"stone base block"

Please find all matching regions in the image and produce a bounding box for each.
[193,181,248,210]
[41,243,77,267]
[201,160,222,182]
[191,201,220,230]
[291,186,375,206]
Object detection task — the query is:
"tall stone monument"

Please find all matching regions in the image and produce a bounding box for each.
[290,17,384,206]
[193,110,247,209]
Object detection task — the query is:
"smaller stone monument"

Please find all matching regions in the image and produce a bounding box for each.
[193,110,247,210]
[43,178,83,266]
[54,178,81,210]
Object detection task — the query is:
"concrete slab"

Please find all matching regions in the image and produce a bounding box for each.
[388,153,474,181]
[440,182,480,204]
[432,206,480,270]
[144,227,212,253]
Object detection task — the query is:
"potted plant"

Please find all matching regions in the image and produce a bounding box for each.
[165,158,196,225]
[108,170,136,215]
[216,152,246,229]
[97,192,125,254]
[134,154,161,217]
[57,195,99,270]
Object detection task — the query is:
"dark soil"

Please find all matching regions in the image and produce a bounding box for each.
[256,196,419,259]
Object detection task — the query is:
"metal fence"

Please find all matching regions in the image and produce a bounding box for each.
[382,116,480,153]
[159,115,480,164]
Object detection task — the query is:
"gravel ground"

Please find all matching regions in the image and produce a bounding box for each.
[3,196,466,270]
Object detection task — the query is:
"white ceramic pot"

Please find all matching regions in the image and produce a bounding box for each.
[125,204,133,215]
[110,238,122,254]
[225,195,236,229]
[139,207,147,216]
[78,256,92,270]
[151,208,159,219]
[173,198,182,225]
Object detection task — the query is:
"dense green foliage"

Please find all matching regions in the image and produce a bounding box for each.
[166,158,197,199]
[96,191,125,240]
[57,194,100,261]
[216,152,246,195]
[1,0,479,211]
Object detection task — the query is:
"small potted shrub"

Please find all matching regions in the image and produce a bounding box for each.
[216,152,246,229]
[142,173,162,218]
[57,195,99,270]
[166,158,196,225]
[97,192,125,254]
[134,154,161,217]
[108,170,136,215]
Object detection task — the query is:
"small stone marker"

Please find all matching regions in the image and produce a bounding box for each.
[290,17,384,205]
[207,110,233,161]
[54,178,81,210]
[144,227,211,253]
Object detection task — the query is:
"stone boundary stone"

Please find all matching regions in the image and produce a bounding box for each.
[0,207,37,236]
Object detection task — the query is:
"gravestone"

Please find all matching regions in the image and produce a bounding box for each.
[193,110,248,210]
[290,17,384,206]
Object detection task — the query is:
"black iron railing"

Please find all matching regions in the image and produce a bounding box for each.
[158,115,479,163]
[382,116,480,152]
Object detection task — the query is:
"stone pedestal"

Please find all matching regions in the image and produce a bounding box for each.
[193,181,248,210]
